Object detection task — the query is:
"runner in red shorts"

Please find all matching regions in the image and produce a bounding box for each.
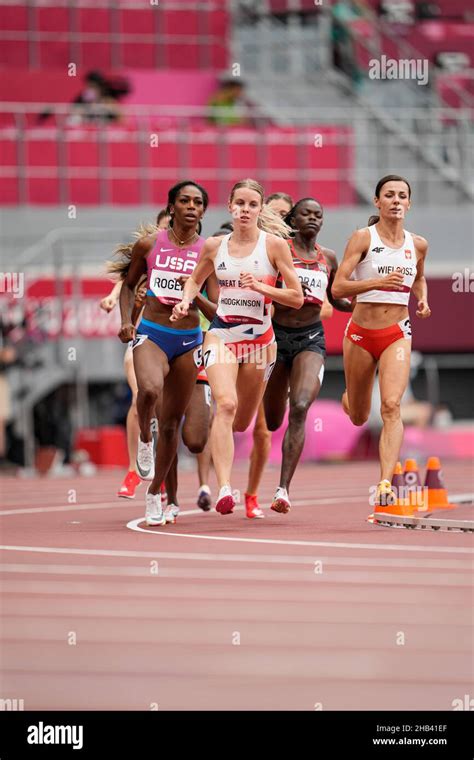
[332,175,431,506]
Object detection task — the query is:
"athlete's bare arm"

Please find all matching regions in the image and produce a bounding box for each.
[323,249,353,312]
[332,229,404,299]
[170,238,219,322]
[100,280,122,313]
[118,237,153,342]
[240,235,304,309]
[412,235,431,319]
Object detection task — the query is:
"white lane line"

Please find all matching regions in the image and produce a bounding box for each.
[0,495,366,517]
[0,563,471,586]
[126,518,474,554]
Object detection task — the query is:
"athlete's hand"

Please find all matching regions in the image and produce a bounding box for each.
[118,323,136,343]
[301,282,312,297]
[416,300,431,319]
[177,275,190,289]
[100,295,117,312]
[170,300,189,322]
[239,271,261,291]
[377,272,405,290]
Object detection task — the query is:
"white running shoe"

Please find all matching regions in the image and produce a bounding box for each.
[164,504,179,524]
[197,484,212,511]
[271,486,291,514]
[145,488,166,526]
[136,437,155,480]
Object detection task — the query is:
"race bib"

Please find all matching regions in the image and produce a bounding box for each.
[292,267,328,305]
[217,287,265,324]
[149,269,183,305]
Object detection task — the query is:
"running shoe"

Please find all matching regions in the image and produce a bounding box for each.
[197,484,212,511]
[136,437,155,480]
[145,488,166,527]
[271,486,291,514]
[215,485,235,515]
[245,492,265,519]
[117,470,141,499]
[375,479,396,507]
[164,503,179,524]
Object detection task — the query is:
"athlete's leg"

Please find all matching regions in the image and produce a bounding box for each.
[246,401,272,495]
[263,360,290,432]
[204,336,239,489]
[124,348,139,471]
[148,349,198,496]
[233,343,278,432]
[165,455,178,505]
[377,338,411,483]
[133,340,169,443]
[279,351,324,491]
[342,337,377,426]
[182,383,211,454]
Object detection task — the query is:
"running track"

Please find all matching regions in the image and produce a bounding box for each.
[1,460,473,711]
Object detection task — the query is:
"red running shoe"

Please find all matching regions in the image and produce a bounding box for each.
[245,493,265,519]
[215,486,235,515]
[117,470,141,499]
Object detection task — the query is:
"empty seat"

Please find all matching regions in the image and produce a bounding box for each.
[38,40,70,67]
[0,39,29,66]
[0,4,28,31]
[79,41,112,69]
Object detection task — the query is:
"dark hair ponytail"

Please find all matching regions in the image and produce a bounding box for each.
[367,215,380,226]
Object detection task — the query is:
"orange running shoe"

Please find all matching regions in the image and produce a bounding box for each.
[117,470,141,499]
[245,493,265,519]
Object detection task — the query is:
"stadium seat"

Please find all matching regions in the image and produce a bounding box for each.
[77,7,111,34]
[79,41,112,69]
[166,43,201,70]
[0,40,28,66]
[36,5,69,33]
[163,10,200,36]
[0,131,19,203]
[38,40,70,68]
[110,178,140,205]
[120,42,155,68]
[0,3,28,31]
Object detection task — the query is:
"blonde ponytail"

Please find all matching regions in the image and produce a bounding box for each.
[107,221,158,279]
[258,204,292,238]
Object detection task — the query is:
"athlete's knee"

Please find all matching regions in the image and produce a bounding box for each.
[253,427,272,450]
[380,397,401,421]
[182,430,207,455]
[215,396,237,420]
[349,408,369,426]
[289,398,312,424]
[138,381,162,405]
[265,413,284,432]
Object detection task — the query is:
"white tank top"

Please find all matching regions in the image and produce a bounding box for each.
[354,225,417,306]
[214,231,277,326]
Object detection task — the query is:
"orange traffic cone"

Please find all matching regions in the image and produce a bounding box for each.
[403,458,427,512]
[423,457,456,510]
[369,465,415,520]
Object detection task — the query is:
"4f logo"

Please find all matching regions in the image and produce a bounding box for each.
[372,247,384,254]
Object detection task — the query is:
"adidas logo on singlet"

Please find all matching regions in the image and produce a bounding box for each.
[372,246,384,253]
[217,262,226,270]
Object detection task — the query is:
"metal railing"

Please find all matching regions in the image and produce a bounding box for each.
[1,103,471,205]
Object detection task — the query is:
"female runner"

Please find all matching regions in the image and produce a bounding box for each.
[332,175,431,506]
[264,197,352,513]
[171,179,304,515]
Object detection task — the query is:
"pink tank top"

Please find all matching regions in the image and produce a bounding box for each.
[146,229,205,306]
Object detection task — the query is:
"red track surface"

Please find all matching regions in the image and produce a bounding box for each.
[1,460,473,711]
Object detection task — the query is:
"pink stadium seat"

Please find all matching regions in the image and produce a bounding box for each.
[77,7,111,34]
[188,129,220,170]
[79,41,112,69]
[0,4,28,30]
[65,129,100,167]
[208,9,228,37]
[106,130,140,168]
[0,40,29,66]
[36,5,69,33]
[110,178,140,204]
[0,133,18,203]
[226,132,259,174]
[27,177,60,203]
[150,179,174,206]
[166,43,201,69]
[38,40,70,67]
[68,178,101,205]
[163,10,200,36]
[25,130,59,167]
[118,7,152,34]
[120,42,155,68]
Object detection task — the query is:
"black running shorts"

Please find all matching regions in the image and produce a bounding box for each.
[273,320,326,367]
